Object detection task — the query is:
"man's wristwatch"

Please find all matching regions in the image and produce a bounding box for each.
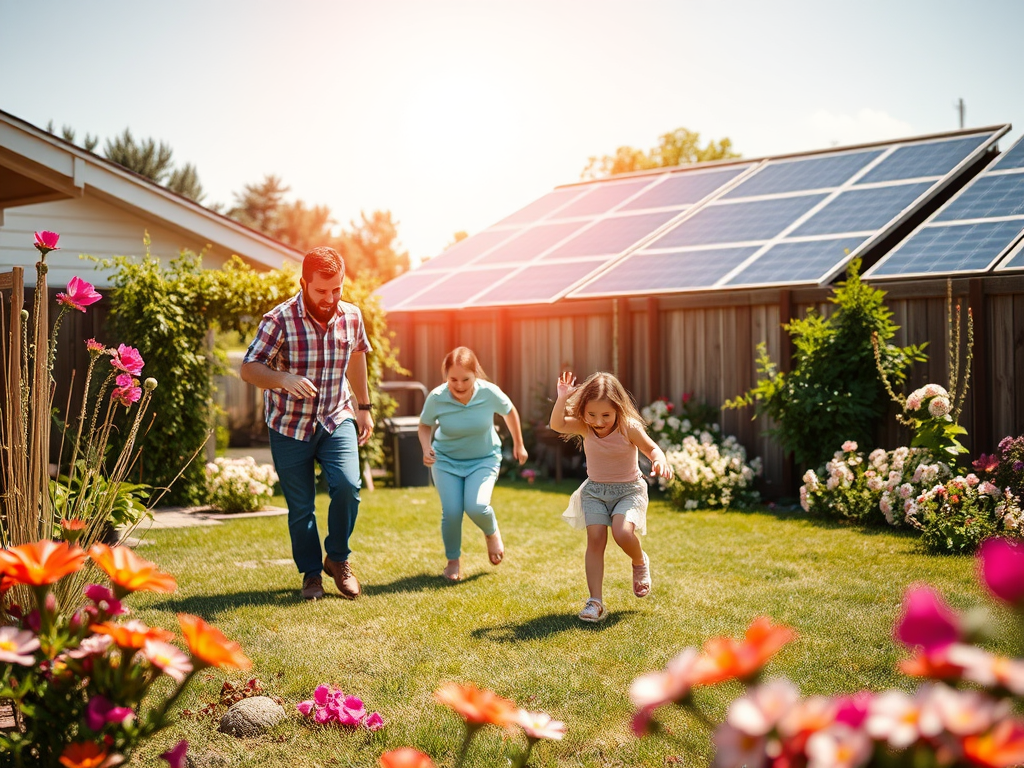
[357,403,372,411]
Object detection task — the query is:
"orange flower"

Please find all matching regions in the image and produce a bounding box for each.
[88,543,176,596]
[90,620,175,650]
[0,540,87,586]
[963,719,1024,768]
[58,741,122,768]
[379,748,436,768]
[60,518,87,544]
[899,650,966,680]
[434,682,518,727]
[692,616,797,685]
[177,613,251,670]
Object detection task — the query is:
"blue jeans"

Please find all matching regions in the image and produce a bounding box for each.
[432,464,499,560]
[269,421,360,579]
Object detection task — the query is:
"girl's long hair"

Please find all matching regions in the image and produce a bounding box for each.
[562,371,645,445]
[441,346,489,383]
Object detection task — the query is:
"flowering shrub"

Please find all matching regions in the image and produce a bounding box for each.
[800,442,951,526]
[642,398,762,510]
[910,474,1004,554]
[975,435,1024,508]
[0,539,250,767]
[903,383,968,458]
[204,457,279,514]
[296,684,384,730]
[630,536,1024,768]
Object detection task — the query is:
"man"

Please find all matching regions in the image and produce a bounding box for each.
[241,246,373,601]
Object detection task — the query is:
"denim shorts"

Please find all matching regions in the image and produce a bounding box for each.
[581,478,648,527]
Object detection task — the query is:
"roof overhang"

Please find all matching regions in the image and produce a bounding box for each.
[0,110,302,270]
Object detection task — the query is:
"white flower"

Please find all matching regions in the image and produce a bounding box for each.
[806,724,872,768]
[928,396,951,418]
[922,383,948,398]
[841,440,858,453]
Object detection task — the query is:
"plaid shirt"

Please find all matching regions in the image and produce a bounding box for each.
[243,292,372,441]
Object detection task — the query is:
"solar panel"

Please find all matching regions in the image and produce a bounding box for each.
[374,269,445,310]
[473,220,588,265]
[465,259,612,305]
[551,179,653,219]
[397,267,518,310]
[856,134,990,184]
[619,166,750,211]
[420,228,521,271]
[792,183,933,237]
[572,246,761,297]
[723,150,883,199]
[650,194,829,248]
[541,210,681,260]
[493,187,586,226]
[992,135,1024,170]
[933,174,1024,221]
[869,221,1024,277]
[725,237,868,287]
[996,238,1024,270]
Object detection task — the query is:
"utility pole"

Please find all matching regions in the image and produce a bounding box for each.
[956,98,965,129]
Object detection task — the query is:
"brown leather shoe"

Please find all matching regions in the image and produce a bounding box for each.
[301,574,325,601]
[324,557,360,599]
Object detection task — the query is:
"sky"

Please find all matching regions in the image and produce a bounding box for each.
[2,0,1023,265]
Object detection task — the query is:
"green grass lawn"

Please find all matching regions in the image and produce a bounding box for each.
[125,481,1010,768]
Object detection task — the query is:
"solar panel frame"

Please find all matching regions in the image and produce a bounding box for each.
[865,220,1024,278]
[994,234,1024,271]
[390,266,520,311]
[855,134,993,184]
[991,134,1024,170]
[461,257,614,306]
[864,129,1022,282]
[721,148,885,199]
[723,236,870,289]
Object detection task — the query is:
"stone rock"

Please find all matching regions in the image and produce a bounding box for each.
[218,696,286,738]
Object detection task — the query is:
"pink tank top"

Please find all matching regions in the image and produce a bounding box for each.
[583,426,642,483]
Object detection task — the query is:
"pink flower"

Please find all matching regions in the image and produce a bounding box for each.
[978,537,1024,607]
[629,646,699,734]
[806,724,872,768]
[84,695,135,731]
[842,441,858,453]
[973,454,1000,473]
[948,645,1024,695]
[66,633,114,659]
[111,344,144,376]
[927,684,1006,736]
[160,740,188,768]
[894,585,960,653]
[834,691,873,728]
[143,639,194,683]
[727,678,800,737]
[521,468,536,484]
[296,700,314,716]
[111,383,142,407]
[365,712,385,731]
[56,276,102,312]
[0,626,40,665]
[33,230,60,255]
[712,722,767,768]
[517,710,566,741]
[84,584,126,617]
[865,689,937,748]
[86,338,106,354]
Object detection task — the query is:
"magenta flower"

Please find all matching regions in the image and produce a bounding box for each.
[834,691,873,728]
[0,626,41,665]
[85,695,135,731]
[365,712,385,731]
[160,740,188,768]
[84,583,126,617]
[978,537,1024,607]
[86,338,106,354]
[298,685,381,730]
[895,585,960,653]
[33,230,60,256]
[111,344,144,376]
[56,276,102,312]
[296,700,314,716]
[111,382,142,407]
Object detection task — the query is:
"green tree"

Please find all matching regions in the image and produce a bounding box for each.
[166,162,205,202]
[227,174,290,233]
[582,127,740,179]
[726,259,927,468]
[103,128,176,183]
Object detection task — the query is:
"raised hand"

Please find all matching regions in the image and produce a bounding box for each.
[556,371,577,398]
[650,458,673,480]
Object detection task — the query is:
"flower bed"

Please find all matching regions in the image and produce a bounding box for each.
[205,457,279,514]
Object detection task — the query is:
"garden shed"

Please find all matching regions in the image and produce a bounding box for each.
[376,125,1024,495]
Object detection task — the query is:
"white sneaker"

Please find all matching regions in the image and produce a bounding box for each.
[578,598,607,622]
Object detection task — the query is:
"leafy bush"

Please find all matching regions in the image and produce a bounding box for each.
[902,383,968,458]
[913,475,1000,554]
[205,457,279,514]
[726,259,926,468]
[642,398,761,510]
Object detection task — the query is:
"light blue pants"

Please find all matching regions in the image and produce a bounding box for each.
[432,464,500,560]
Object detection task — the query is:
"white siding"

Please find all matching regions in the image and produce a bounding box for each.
[0,196,273,287]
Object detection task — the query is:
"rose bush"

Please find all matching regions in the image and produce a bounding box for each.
[204,457,279,514]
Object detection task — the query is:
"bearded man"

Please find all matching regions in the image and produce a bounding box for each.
[241,246,373,601]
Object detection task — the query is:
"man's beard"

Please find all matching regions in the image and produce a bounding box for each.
[305,293,338,324]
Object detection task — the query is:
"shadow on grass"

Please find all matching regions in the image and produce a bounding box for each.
[470,609,638,642]
[362,571,488,596]
[151,588,301,617]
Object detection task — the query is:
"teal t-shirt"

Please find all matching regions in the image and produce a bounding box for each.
[419,380,513,466]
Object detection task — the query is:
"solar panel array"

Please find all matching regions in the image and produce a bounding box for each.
[376,127,1008,312]
[572,130,1002,299]
[866,133,1024,280]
